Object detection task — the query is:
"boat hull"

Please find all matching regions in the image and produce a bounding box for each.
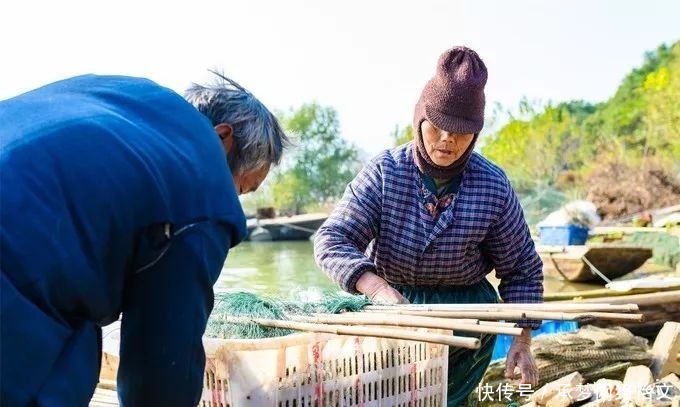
[539,245,653,283]
[245,213,328,241]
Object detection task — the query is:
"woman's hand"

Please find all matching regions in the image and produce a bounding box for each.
[356,271,410,304]
[504,328,539,386]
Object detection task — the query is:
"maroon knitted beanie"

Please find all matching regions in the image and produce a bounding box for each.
[413,46,487,179]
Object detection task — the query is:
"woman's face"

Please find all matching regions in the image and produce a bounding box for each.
[421,120,475,167]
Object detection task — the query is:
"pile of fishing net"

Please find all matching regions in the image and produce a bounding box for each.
[205,291,371,339]
[482,325,652,391]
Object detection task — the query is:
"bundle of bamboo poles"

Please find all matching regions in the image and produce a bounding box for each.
[362,302,644,322]
[223,302,644,350]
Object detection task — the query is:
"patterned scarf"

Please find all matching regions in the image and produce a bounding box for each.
[418,171,462,218]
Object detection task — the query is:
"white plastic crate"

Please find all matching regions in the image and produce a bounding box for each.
[100,323,449,406]
[201,329,449,407]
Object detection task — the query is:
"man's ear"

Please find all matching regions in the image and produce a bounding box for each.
[215,123,234,154]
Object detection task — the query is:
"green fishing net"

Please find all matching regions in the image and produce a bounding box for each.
[298,291,372,314]
[205,291,372,339]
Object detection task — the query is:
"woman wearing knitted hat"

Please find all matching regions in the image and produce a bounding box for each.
[315,46,542,406]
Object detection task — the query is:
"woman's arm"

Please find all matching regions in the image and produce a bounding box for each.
[314,155,398,298]
[482,184,544,328]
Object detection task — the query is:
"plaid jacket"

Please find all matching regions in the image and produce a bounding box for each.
[314,143,544,328]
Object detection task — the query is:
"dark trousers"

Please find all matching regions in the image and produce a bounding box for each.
[397,280,499,407]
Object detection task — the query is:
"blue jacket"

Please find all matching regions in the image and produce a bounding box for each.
[0,75,247,406]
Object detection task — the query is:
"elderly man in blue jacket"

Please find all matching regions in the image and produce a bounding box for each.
[0,73,288,406]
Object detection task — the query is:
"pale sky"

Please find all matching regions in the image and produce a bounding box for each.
[1,0,678,155]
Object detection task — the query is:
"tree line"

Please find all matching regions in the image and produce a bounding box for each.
[243,41,680,223]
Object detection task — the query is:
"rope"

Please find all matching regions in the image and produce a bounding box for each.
[581,255,613,284]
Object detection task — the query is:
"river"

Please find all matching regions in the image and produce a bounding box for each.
[216,241,599,298]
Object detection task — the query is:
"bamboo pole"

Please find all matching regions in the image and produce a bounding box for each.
[364,303,639,312]
[317,315,516,328]
[225,317,480,349]
[544,287,668,301]
[518,310,645,322]
[553,290,680,307]
[362,309,528,320]
[411,318,518,328]
[364,309,644,322]
[445,318,479,324]
[478,321,518,328]
[287,313,523,336]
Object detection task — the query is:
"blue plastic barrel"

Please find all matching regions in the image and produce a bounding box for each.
[538,225,589,246]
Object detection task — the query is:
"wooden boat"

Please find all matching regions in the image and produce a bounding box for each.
[537,245,653,283]
[245,212,328,241]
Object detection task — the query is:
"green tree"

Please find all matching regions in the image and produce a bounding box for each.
[271,170,309,215]
[482,101,594,191]
[259,103,362,214]
[391,124,414,146]
[582,43,677,157]
[482,41,680,194]
[641,60,680,170]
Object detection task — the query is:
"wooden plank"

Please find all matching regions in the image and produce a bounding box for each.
[651,322,680,379]
[99,353,119,382]
[98,379,117,391]
[606,278,680,292]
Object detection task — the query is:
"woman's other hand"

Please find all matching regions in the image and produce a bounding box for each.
[504,328,539,386]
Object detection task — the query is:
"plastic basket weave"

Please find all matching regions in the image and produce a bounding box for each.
[201,329,450,407]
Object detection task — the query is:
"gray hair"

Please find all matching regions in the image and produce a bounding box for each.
[184,70,289,175]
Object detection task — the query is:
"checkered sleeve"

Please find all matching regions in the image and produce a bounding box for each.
[482,181,544,329]
[313,156,384,294]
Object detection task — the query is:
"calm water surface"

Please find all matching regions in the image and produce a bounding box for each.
[216,241,599,298]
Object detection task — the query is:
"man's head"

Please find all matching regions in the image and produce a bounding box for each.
[185,72,289,194]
